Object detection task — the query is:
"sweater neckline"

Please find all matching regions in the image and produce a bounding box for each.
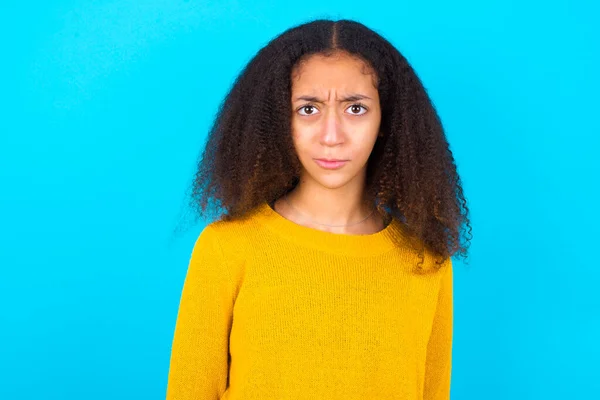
[251,201,404,256]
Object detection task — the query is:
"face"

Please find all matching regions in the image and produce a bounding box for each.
[290,52,381,192]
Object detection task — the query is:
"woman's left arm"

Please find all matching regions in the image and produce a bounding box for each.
[423,260,454,400]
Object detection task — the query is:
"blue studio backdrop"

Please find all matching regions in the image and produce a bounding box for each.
[1,1,598,399]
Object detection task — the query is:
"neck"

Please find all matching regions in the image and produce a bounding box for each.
[284,182,373,227]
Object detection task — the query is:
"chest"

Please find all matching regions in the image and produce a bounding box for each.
[228,248,440,361]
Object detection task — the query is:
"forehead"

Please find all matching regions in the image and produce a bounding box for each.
[291,53,378,93]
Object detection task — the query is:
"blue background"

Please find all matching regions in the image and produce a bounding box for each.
[1,1,598,398]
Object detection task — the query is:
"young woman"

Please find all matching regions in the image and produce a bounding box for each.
[166,18,471,400]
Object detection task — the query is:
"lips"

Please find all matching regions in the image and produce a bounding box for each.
[314,159,348,170]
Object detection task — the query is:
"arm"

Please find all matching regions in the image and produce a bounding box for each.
[166,225,234,400]
[423,260,454,400]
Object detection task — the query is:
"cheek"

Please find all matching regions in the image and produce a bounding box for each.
[291,130,312,156]
[351,131,379,156]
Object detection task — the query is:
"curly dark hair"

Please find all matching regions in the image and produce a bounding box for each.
[175,18,472,269]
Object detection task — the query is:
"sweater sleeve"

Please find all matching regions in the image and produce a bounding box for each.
[166,225,234,400]
[423,260,454,400]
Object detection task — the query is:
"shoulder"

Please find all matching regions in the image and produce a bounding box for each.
[186,218,256,292]
[195,213,263,259]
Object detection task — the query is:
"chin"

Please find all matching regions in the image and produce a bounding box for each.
[307,172,356,190]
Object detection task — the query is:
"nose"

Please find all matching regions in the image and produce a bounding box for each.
[320,108,344,146]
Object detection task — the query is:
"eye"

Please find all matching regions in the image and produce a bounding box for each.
[296,103,369,116]
[297,105,319,116]
[346,103,368,116]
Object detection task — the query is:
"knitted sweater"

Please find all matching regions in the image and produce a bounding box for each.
[166,201,453,399]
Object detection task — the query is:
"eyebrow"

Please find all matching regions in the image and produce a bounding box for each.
[293,94,372,103]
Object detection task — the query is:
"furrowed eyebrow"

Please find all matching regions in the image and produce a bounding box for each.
[293,94,372,103]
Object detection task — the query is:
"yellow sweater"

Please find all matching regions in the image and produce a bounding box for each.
[166,201,453,399]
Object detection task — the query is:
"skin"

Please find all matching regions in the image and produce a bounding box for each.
[272,51,387,235]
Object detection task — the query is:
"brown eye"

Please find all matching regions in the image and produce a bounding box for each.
[298,105,318,116]
[346,104,367,116]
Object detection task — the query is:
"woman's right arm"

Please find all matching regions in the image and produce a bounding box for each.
[166,225,234,400]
